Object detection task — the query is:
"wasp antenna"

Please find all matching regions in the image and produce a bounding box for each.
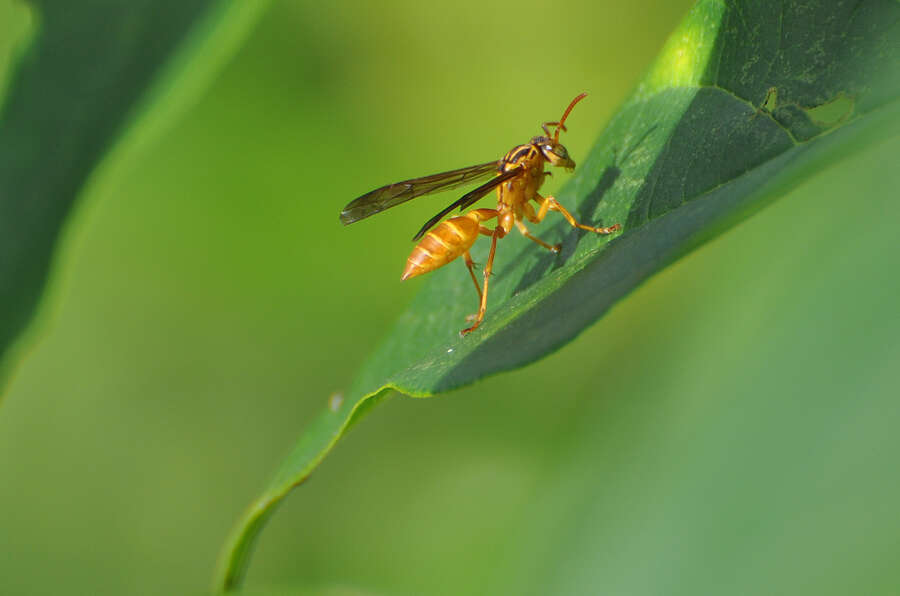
[554,92,588,142]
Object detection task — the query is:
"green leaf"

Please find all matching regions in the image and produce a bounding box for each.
[0,0,267,385]
[216,0,900,590]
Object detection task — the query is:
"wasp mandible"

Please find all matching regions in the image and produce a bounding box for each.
[341,93,621,335]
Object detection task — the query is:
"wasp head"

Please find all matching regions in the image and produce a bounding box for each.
[534,136,576,171]
[533,93,587,172]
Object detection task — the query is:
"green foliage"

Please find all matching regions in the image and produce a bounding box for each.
[0,0,266,385]
[216,0,900,590]
[1,1,898,593]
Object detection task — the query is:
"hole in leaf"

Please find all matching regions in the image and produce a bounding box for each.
[761,86,778,112]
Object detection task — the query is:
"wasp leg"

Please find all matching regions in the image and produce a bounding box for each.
[461,226,503,335]
[464,224,500,322]
[515,217,560,253]
[532,193,621,234]
[462,251,482,302]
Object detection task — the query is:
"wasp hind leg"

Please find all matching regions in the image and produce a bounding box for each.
[461,226,504,336]
[462,251,482,302]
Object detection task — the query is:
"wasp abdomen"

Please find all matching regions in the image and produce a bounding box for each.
[401,213,485,280]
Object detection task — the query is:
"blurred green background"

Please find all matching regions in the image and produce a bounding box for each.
[2,1,900,595]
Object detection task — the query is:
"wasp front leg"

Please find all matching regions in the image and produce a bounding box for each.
[531,194,621,235]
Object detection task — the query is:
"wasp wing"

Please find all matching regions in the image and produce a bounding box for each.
[340,161,500,225]
[412,166,523,241]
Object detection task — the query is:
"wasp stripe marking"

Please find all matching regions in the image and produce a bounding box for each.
[508,146,532,163]
[443,219,469,241]
[426,230,453,250]
[414,244,438,259]
[501,144,530,166]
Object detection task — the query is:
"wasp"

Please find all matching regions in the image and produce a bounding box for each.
[340,93,621,335]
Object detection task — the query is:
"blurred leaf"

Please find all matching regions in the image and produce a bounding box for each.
[0,0,267,386]
[216,0,900,590]
[235,585,377,596]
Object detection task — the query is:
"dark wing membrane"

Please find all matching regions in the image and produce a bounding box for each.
[412,166,523,241]
[340,161,499,225]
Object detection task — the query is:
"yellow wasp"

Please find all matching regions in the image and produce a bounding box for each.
[341,93,621,335]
